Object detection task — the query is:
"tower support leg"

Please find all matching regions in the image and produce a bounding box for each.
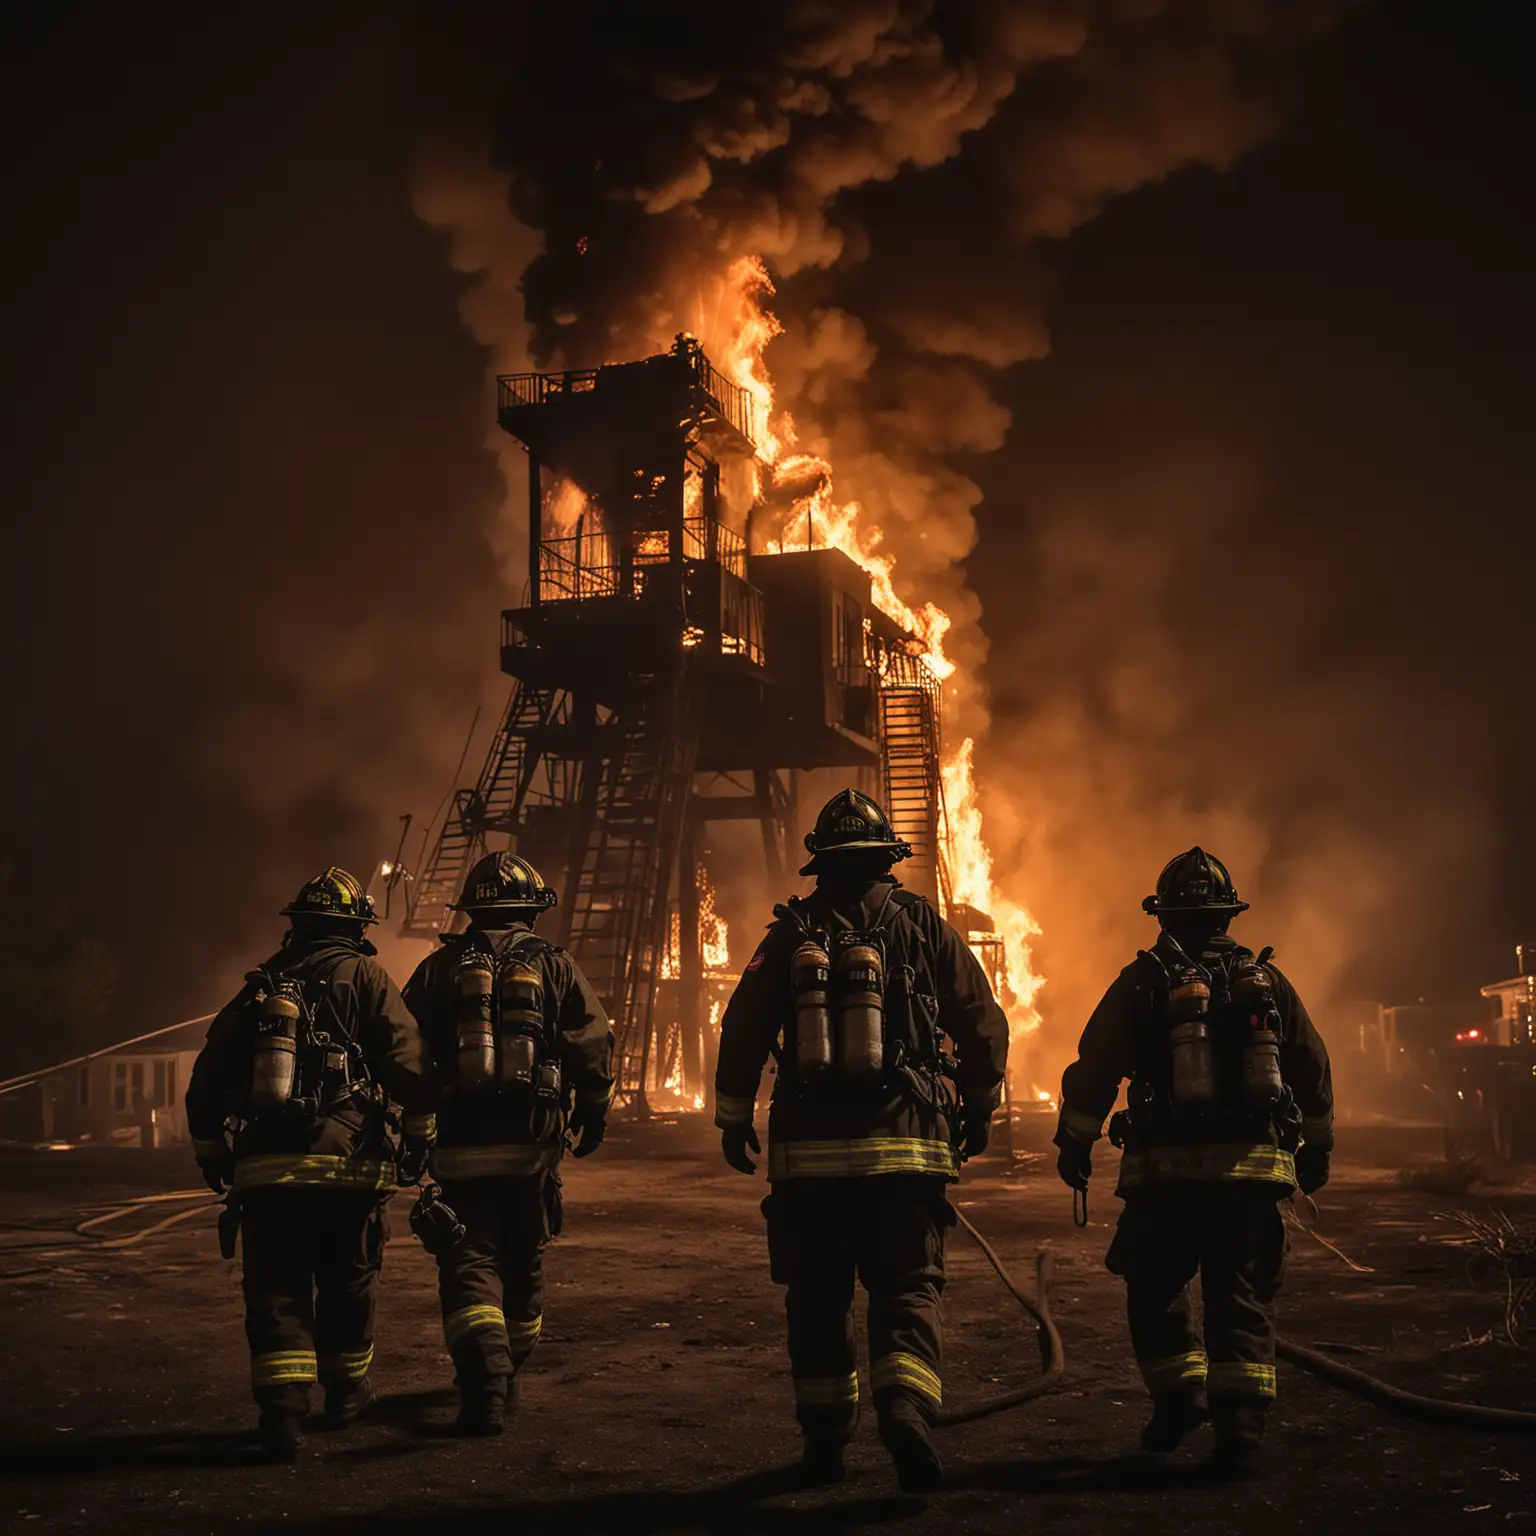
[680,809,704,1103]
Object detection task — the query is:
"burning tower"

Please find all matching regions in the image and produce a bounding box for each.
[404,337,953,1110]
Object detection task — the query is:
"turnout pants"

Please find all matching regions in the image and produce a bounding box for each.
[436,1173,560,1400]
[1107,1185,1289,1446]
[240,1189,387,1413]
[764,1174,952,1441]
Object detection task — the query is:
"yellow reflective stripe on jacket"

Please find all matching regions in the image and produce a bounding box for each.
[714,1094,755,1129]
[252,1349,318,1387]
[768,1137,957,1181]
[1207,1361,1277,1399]
[444,1305,507,1348]
[870,1351,942,1408]
[1058,1106,1105,1144]
[576,1081,615,1109]
[793,1371,860,1409]
[319,1344,374,1382]
[1138,1350,1208,1393]
[233,1155,394,1192]
[432,1143,560,1180]
[403,1113,437,1140]
[1116,1143,1297,1190]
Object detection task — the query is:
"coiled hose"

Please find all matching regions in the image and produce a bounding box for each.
[934,1211,1065,1428]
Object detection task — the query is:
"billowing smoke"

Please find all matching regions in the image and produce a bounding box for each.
[415,0,1360,1066]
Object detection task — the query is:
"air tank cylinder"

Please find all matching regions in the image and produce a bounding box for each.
[1231,959,1284,1112]
[1167,966,1217,1112]
[836,941,886,1084]
[250,981,303,1117]
[792,938,834,1080]
[454,951,496,1094]
[496,956,545,1091]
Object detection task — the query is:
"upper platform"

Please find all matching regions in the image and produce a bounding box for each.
[497,335,757,478]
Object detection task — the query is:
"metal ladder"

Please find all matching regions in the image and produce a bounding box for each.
[402,682,552,938]
[878,677,945,907]
[564,662,702,1103]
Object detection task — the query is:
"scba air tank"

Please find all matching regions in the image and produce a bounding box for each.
[496,955,545,1091]
[250,981,303,1117]
[1231,959,1284,1112]
[792,938,834,1080]
[1167,966,1217,1112]
[835,941,886,1084]
[454,951,496,1094]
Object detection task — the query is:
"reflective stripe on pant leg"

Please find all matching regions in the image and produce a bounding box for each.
[252,1350,318,1390]
[313,1193,383,1388]
[318,1344,375,1383]
[1138,1349,1208,1394]
[444,1304,509,1350]
[793,1371,859,1435]
[870,1351,942,1410]
[1207,1361,1276,1399]
[507,1314,542,1363]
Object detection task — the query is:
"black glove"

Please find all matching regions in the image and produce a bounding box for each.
[197,1152,234,1195]
[1056,1140,1092,1192]
[397,1135,432,1186]
[568,1105,607,1159]
[961,1109,992,1162]
[195,1137,234,1194]
[722,1124,760,1176]
[1296,1145,1331,1195]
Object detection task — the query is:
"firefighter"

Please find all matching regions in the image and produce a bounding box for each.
[185,867,435,1461]
[1054,848,1333,1479]
[402,851,613,1436]
[715,789,1009,1493]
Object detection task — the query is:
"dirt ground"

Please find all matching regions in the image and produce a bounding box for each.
[1,1120,1532,1536]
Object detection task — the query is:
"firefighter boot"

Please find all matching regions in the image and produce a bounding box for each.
[1210,1404,1266,1480]
[1141,1388,1208,1454]
[878,1397,943,1494]
[322,1375,376,1430]
[799,1433,849,1487]
[257,1408,305,1462]
[456,1377,512,1437]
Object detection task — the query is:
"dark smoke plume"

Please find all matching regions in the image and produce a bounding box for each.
[417,0,1360,1060]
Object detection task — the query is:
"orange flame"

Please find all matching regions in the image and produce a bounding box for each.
[942,738,1043,1032]
[704,257,1044,1036]
[660,865,731,980]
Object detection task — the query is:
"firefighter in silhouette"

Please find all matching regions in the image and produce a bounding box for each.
[185,867,434,1460]
[1054,848,1333,1479]
[402,852,613,1436]
[715,789,1009,1493]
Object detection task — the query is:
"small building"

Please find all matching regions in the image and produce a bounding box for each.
[1478,959,1536,1047]
[20,1019,208,1147]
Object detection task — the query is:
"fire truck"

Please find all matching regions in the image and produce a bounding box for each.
[1441,946,1536,1162]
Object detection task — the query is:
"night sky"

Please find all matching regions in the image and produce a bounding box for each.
[3,2,1532,1058]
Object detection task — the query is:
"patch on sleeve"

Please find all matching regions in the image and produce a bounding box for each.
[744,948,767,972]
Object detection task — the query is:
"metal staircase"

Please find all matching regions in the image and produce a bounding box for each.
[565,662,702,1103]
[878,658,946,908]
[402,682,556,938]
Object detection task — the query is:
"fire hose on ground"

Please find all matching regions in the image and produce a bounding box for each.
[934,1210,1065,1428]
[933,1194,1536,1436]
[1275,1197,1536,1434]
